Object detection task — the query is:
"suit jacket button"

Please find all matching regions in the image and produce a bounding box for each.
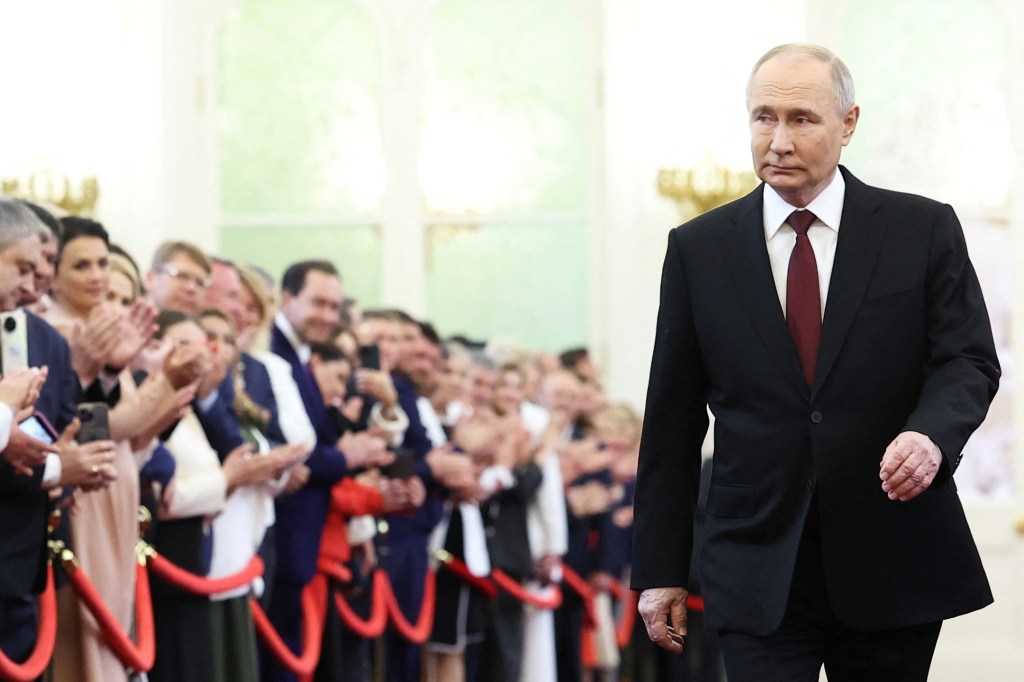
[810,410,823,424]
[806,479,815,492]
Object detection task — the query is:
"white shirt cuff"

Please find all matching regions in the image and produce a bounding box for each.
[42,453,62,489]
[0,402,13,453]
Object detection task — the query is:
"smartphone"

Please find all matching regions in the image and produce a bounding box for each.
[0,310,29,374]
[19,412,59,445]
[381,448,416,479]
[76,402,110,443]
[358,344,381,370]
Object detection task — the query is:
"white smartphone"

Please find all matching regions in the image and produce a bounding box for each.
[0,310,29,374]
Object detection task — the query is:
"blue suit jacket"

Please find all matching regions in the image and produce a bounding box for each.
[0,313,77,596]
[270,323,349,585]
[195,352,287,459]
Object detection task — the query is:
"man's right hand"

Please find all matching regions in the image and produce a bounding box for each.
[3,422,60,476]
[162,343,206,390]
[337,431,391,470]
[425,446,476,491]
[638,587,688,654]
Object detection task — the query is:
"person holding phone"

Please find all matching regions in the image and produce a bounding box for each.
[40,217,200,682]
[0,200,123,673]
[307,340,422,681]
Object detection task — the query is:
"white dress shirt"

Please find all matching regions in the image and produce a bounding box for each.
[763,169,846,319]
[274,311,310,365]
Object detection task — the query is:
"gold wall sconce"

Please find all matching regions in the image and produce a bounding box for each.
[657,162,758,220]
[1,171,99,217]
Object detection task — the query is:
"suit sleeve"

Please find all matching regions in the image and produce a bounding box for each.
[902,204,1000,468]
[194,387,246,460]
[630,229,710,591]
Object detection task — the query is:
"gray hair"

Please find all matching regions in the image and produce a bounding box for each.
[747,43,856,114]
[0,199,50,252]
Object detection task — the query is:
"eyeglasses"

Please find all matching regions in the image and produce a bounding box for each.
[160,265,211,289]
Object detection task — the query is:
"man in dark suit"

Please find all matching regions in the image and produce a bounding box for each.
[0,199,117,663]
[631,44,1000,682]
[264,259,389,682]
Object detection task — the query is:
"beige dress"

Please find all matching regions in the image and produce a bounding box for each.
[52,441,139,682]
[43,303,141,682]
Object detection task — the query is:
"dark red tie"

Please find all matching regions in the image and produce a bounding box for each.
[786,209,820,386]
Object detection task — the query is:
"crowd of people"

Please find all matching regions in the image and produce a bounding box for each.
[0,197,705,682]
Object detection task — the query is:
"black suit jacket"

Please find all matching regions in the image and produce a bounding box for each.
[0,313,77,597]
[483,462,543,578]
[631,167,999,634]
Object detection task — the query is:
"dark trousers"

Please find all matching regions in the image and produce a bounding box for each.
[478,589,525,682]
[316,582,372,682]
[716,519,941,682]
[554,590,584,682]
[0,595,36,665]
[261,577,306,682]
[379,537,428,682]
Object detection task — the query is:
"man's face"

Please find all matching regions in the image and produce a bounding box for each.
[205,262,245,330]
[432,356,466,407]
[25,237,58,304]
[748,55,859,207]
[408,339,441,394]
[540,371,582,418]
[147,252,211,314]
[396,322,424,375]
[492,369,524,416]
[468,364,496,409]
[0,235,41,312]
[199,313,239,373]
[280,270,342,344]
[357,318,400,371]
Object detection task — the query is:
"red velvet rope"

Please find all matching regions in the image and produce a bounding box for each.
[147,552,264,596]
[317,558,353,585]
[491,569,563,609]
[0,565,58,682]
[332,570,388,639]
[250,575,326,677]
[614,586,638,648]
[65,559,156,672]
[380,570,436,644]
[560,565,598,628]
[608,579,704,614]
[436,554,498,600]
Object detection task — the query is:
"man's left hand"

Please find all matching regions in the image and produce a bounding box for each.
[879,431,942,502]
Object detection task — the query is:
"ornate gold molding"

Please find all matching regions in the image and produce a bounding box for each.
[657,162,757,220]
[1,172,99,217]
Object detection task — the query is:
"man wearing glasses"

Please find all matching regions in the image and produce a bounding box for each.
[146,241,212,314]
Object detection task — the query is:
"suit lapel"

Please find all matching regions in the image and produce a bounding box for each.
[271,323,331,439]
[810,167,886,398]
[724,186,810,397]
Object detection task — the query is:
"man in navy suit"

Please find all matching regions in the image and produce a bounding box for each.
[264,259,390,682]
[0,199,117,663]
[632,45,999,682]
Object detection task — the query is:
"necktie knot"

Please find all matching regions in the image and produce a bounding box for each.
[787,209,817,236]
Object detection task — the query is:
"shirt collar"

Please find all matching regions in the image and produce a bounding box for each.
[274,310,311,365]
[763,168,846,242]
